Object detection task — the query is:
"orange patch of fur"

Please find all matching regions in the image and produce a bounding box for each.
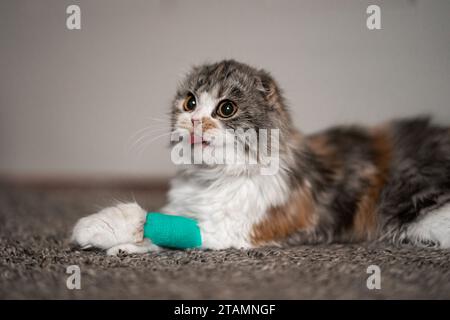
[201,117,217,132]
[251,186,316,245]
[352,128,392,240]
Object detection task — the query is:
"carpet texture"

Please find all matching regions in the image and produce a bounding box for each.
[0,184,449,299]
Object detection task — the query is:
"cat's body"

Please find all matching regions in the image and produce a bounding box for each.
[72,60,450,255]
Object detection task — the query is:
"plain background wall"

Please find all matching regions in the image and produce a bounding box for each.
[1,0,449,179]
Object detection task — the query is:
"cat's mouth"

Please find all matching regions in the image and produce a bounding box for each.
[190,133,210,147]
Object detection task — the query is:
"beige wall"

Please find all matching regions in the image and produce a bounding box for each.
[1,0,449,178]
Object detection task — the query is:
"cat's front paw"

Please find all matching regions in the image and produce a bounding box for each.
[71,203,146,250]
[106,239,160,256]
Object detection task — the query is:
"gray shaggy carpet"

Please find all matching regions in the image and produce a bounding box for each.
[0,184,449,299]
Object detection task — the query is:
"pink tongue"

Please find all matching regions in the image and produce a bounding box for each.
[190,133,202,144]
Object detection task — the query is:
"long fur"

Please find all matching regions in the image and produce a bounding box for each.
[72,60,450,254]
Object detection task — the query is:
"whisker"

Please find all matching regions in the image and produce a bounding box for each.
[129,128,171,152]
[130,124,169,138]
[129,126,169,141]
[145,116,170,123]
[128,123,171,148]
[136,131,173,156]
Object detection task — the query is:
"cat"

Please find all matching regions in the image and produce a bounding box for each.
[71,59,450,255]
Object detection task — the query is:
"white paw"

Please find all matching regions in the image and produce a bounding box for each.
[106,239,160,256]
[71,203,147,250]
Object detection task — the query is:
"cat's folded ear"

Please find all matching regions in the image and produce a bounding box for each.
[255,70,284,110]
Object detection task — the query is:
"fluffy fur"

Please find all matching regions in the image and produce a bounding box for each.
[72,60,450,254]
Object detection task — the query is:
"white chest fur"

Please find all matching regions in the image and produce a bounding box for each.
[161,170,289,249]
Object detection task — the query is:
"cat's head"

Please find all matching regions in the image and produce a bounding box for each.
[170,60,293,174]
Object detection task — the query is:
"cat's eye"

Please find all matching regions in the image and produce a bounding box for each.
[183,93,197,112]
[216,100,237,118]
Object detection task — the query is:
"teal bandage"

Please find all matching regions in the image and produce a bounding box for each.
[143,212,202,249]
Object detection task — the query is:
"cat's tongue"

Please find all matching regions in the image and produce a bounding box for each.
[190,133,202,145]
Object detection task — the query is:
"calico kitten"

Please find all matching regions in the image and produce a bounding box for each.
[72,60,450,255]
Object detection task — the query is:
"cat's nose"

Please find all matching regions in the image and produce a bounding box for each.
[191,118,201,126]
